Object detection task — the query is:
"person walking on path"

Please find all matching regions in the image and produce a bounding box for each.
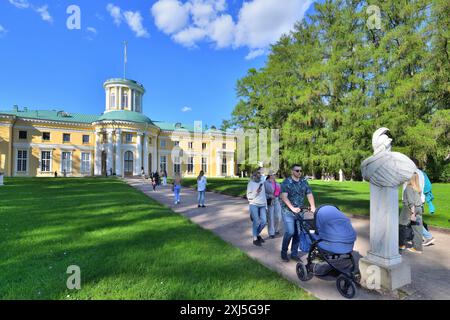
[247,167,267,246]
[163,170,168,186]
[400,172,424,254]
[402,160,436,247]
[280,164,316,262]
[172,174,182,205]
[197,170,207,208]
[265,171,282,239]
[151,177,157,191]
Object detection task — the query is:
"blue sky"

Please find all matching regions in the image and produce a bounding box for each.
[0,0,316,127]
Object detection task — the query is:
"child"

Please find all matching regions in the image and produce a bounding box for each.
[173,174,182,205]
[197,171,207,208]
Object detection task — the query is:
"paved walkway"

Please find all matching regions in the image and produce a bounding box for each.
[125,178,450,300]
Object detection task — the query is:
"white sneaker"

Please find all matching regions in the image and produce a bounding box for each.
[423,238,436,246]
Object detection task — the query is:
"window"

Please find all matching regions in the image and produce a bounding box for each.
[122,91,128,108]
[124,151,134,174]
[125,133,133,143]
[110,92,116,108]
[202,143,207,150]
[42,132,50,141]
[41,151,51,172]
[188,142,193,149]
[160,156,167,172]
[81,152,91,173]
[135,94,141,112]
[173,156,181,174]
[222,156,227,175]
[202,157,207,173]
[102,133,107,143]
[222,143,227,149]
[82,135,90,144]
[61,152,72,173]
[174,141,180,147]
[148,137,152,145]
[188,157,194,174]
[16,150,27,172]
[63,133,70,143]
[160,140,166,148]
[19,131,27,139]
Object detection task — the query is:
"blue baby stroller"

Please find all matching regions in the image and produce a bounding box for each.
[295,205,360,299]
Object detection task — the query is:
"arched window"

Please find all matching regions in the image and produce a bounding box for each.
[110,92,116,109]
[122,91,128,109]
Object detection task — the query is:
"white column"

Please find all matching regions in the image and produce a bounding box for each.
[153,135,158,173]
[94,130,102,175]
[105,87,110,111]
[128,89,132,111]
[216,154,221,177]
[118,87,122,110]
[229,155,235,177]
[115,87,119,110]
[143,133,149,175]
[115,129,122,176]
[106,129,114,176]
[134,132,143,176]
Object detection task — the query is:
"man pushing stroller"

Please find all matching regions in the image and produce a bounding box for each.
[280,164,316,262]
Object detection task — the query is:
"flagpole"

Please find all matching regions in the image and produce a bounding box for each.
[123,41,128,79]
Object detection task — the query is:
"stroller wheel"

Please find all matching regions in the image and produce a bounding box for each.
[296,262,313,282]
[336,275,357,299]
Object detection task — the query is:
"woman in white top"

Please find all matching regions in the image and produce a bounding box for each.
[197,171,207,208]
[246,167,267,246]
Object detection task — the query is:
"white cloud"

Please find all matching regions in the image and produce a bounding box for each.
[181,106,192,112]
[151,0,313,59]
[35,5,53,23]
[87,27,97,34]
[151,0,190,34]
[8,1,54,24]
[235,0,312,50]
[208,14,235,48]
[106,3,122,26]
[123,11,149,38]
[245,48,266,60]
[107,4,149,38]
[8,0,30,9]
[173,26,206,47]
[0,25,7,37]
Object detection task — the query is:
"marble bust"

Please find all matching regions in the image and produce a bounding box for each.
[361,127,416,188]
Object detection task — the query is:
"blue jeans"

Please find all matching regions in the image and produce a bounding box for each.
[198,191,206,206]
[249,205,267,238]
[423,226,433,240]
[174,185,181,203]
[281,209,300,257]
[268,197,282,236]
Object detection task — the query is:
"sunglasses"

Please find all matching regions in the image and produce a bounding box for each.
[293,169,302,173]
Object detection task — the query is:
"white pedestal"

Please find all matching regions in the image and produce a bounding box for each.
[360,184,411,291]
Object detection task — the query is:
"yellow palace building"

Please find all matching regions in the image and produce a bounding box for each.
[0,78,237,178]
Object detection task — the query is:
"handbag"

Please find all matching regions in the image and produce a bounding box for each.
[267,198,272,206]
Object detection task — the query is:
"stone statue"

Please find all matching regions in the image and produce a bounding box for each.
[361,127,416,187]
[359,127,416,292]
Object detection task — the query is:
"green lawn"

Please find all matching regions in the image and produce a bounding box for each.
[181,178,450,229]
[0,178,313,300]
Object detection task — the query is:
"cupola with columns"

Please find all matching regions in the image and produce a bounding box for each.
[103,78,145,113]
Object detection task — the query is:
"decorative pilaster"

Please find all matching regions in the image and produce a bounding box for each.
[115,129,122,176]
[143,132,149,176]
[94,130,102,176]
[134,132,143,176]
[153,135,158,173]
[106,129,114,176]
